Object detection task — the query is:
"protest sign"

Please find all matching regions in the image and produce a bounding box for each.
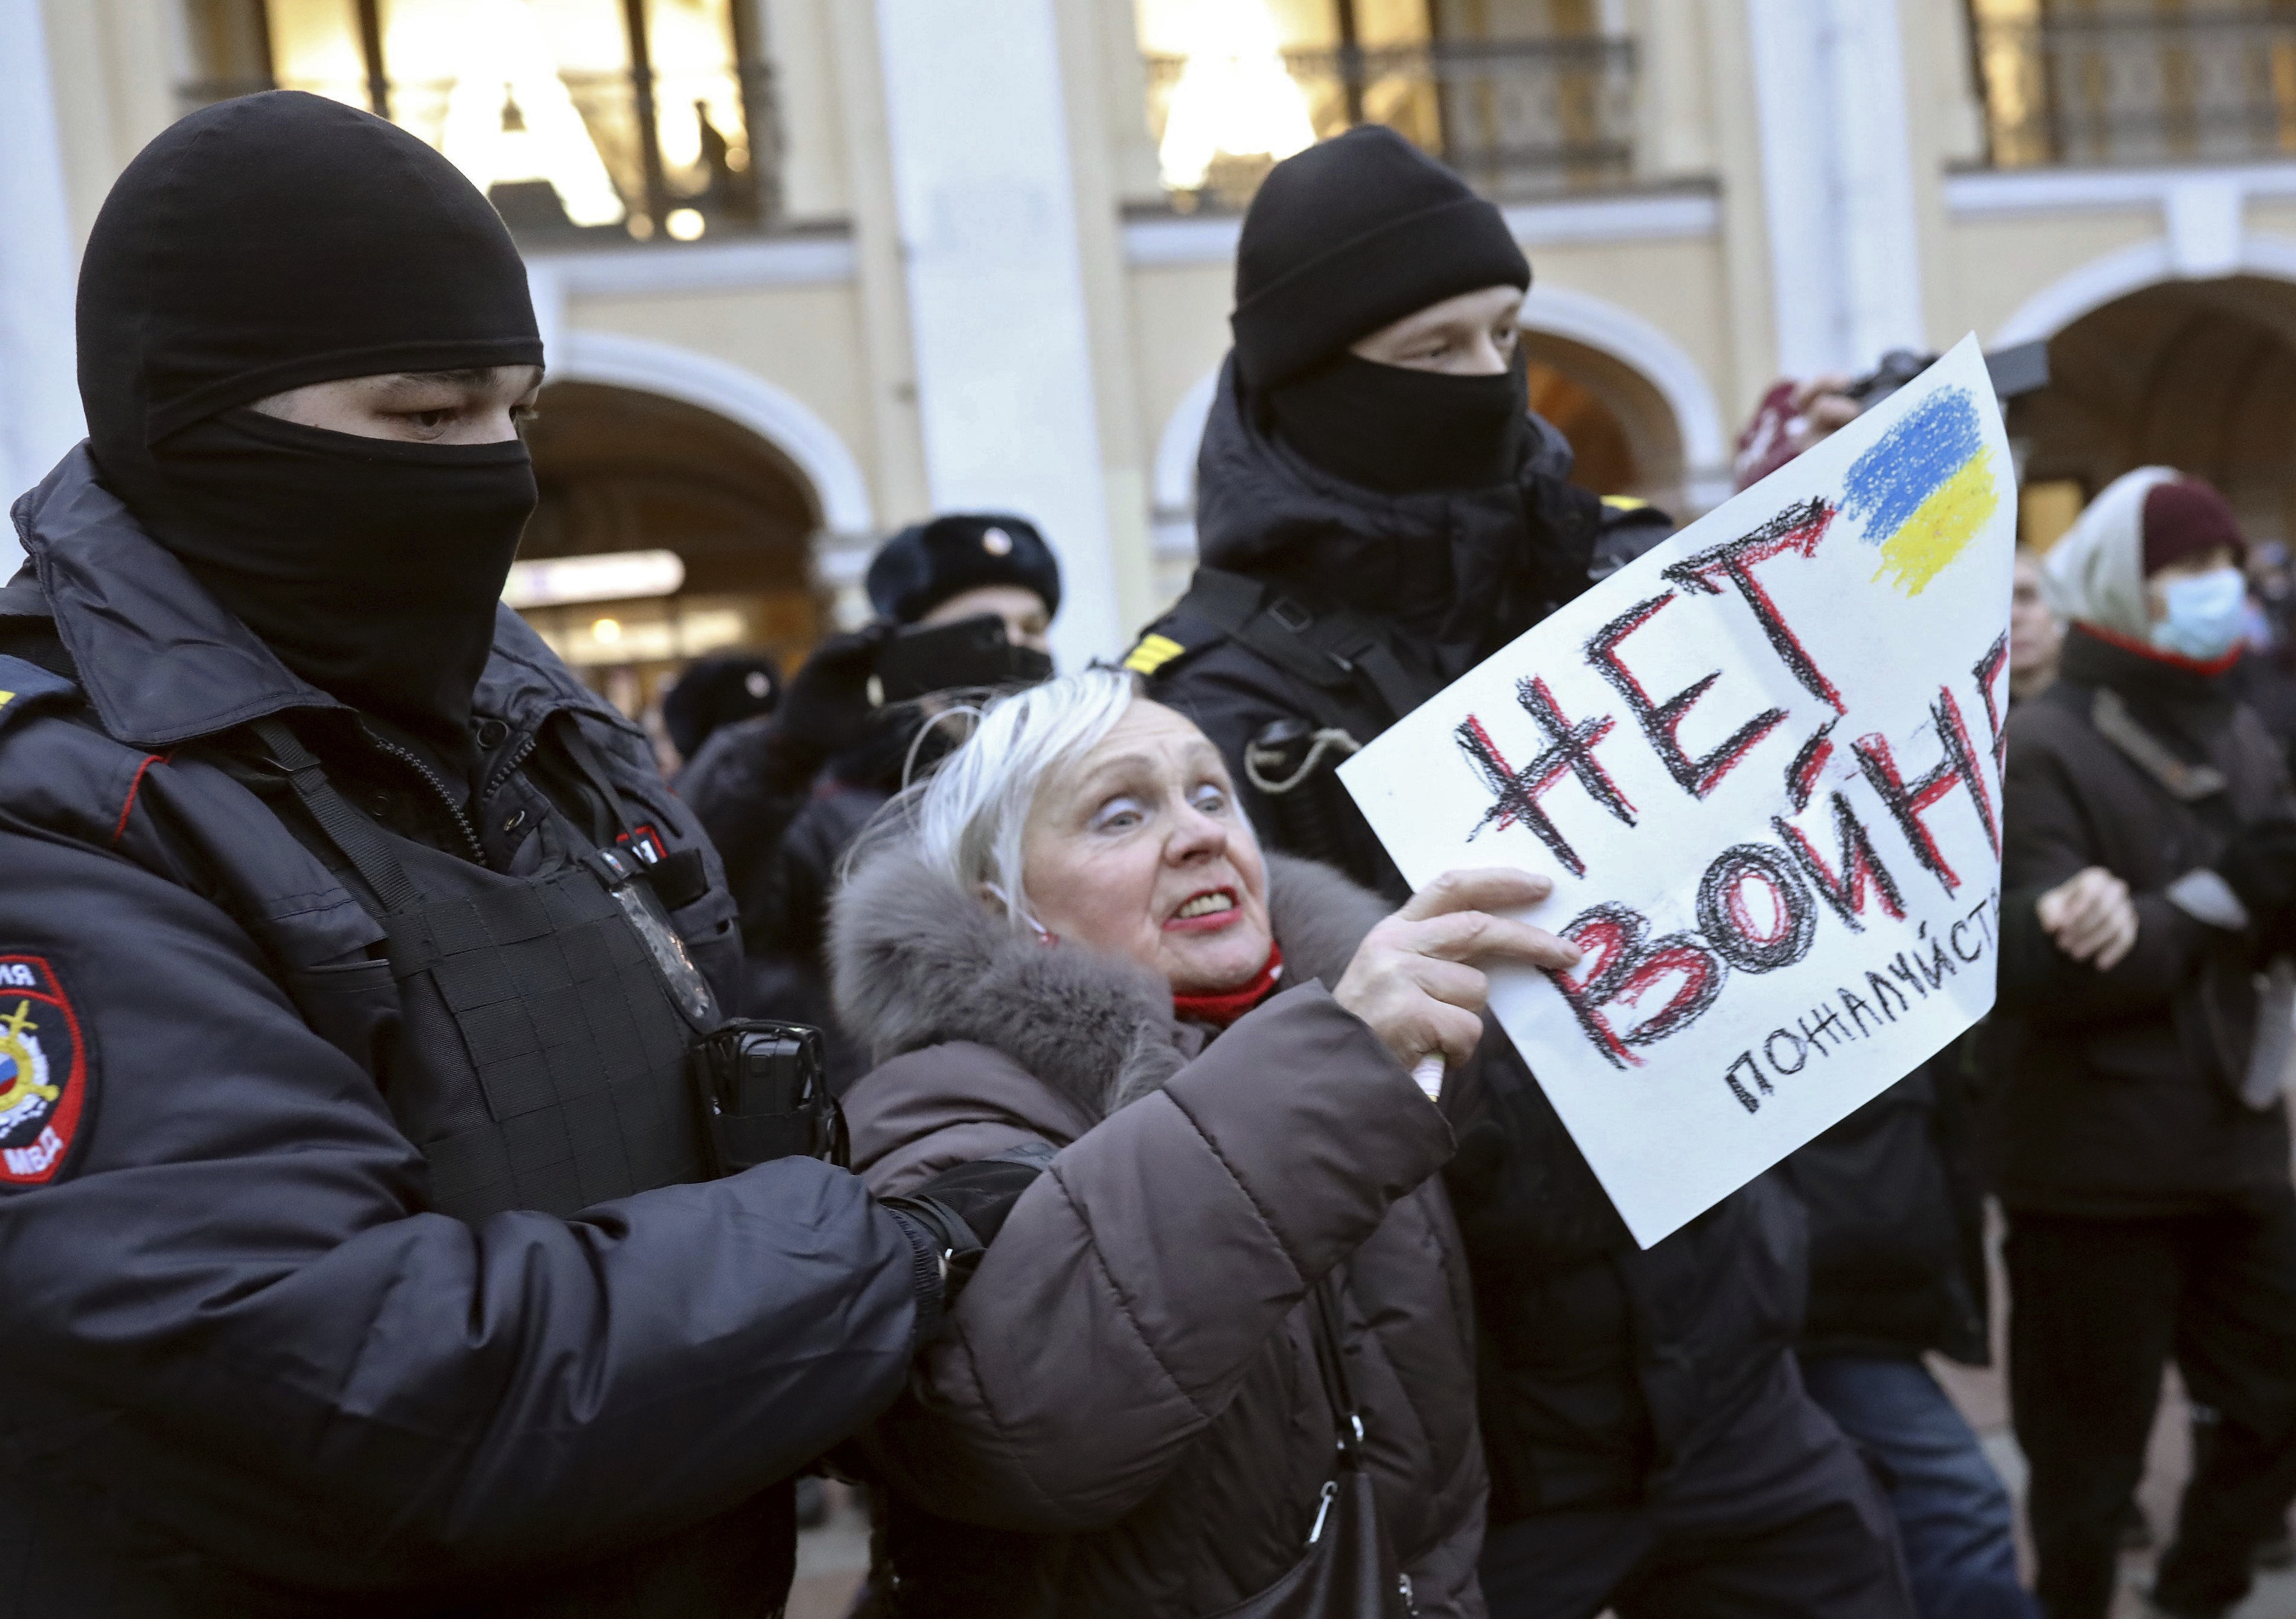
[1338,335,2015,1247]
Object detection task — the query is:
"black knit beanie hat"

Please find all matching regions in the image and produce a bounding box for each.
[1230,126,1530,391]
[865,513,1063,625]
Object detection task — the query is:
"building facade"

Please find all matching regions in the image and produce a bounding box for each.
[5,0,2295,738]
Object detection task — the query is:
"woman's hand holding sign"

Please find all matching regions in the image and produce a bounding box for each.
[1336,868,1581,1079]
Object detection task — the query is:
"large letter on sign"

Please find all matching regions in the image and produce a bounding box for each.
[1696,842,1818,972]
[1587,592,1787,800]
[1852,685,1999,897]
[1550,902,1728,1069]
[1455,676,1637,877]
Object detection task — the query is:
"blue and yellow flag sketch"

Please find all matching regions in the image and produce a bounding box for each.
[1838,387,1998,597]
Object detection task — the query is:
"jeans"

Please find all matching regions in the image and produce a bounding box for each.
[1799,1353,2039,1619]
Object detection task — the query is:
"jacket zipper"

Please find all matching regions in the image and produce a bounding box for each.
[480,729,539,804]
[360,725,487,864]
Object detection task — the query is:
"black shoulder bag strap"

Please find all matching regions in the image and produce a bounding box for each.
[1177,569,1436,736]
[249,715,424,914]
[1210,1275,1413,1618]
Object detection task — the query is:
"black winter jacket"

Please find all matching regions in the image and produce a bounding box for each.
[1780,1057,1988,1366]
[1142,361,1812,1522]
[1991,627,2295,1216]
[679,716,906,1090]
[0,450,936,1617]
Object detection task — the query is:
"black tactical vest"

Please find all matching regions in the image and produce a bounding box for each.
[246,716,721,1222]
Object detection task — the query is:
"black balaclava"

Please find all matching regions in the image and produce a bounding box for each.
[1229,126,1531,499]
[1265,351,1532,496]
[77,91,544,765]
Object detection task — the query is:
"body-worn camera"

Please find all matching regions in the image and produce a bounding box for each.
[689,1019,847,1176]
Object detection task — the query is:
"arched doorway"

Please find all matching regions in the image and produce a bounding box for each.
[2012,274,2296,548]
[1519,330,1688,508]
[514,380,827,760]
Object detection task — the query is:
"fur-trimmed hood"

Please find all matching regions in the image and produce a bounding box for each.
[829,842,1389,1123]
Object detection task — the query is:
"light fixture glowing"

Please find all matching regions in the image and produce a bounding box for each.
[665,207,706,240]
[504,548,687,609]
[592,617,624,643]
[1154,0,1317,193]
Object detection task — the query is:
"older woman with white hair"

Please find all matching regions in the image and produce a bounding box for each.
[827,667,1576,1618]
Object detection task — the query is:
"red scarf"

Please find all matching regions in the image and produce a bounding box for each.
[2073,620,2242,679]
[1172,944,1285,1030]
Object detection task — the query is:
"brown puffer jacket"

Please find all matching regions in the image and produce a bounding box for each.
[830,847,1485,1618]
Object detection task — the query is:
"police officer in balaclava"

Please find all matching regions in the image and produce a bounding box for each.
[1131,127,1911,1619]
[0,92,1014,1617]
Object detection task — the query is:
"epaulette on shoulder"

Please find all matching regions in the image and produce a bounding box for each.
[1122,610,1222,680]
[0,655,77,736]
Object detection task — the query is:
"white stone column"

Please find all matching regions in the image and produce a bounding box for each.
[0,0,85,570]
[1745,0,1926,379]
[869,0,1122,669]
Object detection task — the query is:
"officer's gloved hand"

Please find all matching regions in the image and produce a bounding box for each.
[2218,817,2296,940]
[883,1155,1047,1308]
[768,623,895,784]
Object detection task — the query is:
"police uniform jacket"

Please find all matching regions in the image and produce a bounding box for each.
[0,450,937,1617]
[1133,360,1813,1524]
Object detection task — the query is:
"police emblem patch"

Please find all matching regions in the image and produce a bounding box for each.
[0,957,86,1187]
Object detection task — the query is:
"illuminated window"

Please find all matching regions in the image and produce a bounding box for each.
[1133,0,1636,208]
[181,0,776,242]
[1966,0,2296,169]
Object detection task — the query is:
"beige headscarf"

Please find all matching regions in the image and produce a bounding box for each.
[2040,466,2180,638]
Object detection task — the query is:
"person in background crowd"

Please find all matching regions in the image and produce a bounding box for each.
[680,513,1058,1085]
[2230,537,2296,763]
[0,92,1015,1617]
[662,650,780,773]
[2010,543,2064,703]
[1735,375,2042,1619]
[1131,127,1909,1619]
[830,667,1572,1616]
[1995,467,2296,1619]
[1733,371,1866,493]
[1782,1054,2034,1619]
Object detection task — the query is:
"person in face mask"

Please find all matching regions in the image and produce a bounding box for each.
[1992,467,2296,1619]
[0,92,1020,1618]
[1131,127,1910,1619]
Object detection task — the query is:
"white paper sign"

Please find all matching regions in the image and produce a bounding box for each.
[1340,336,2015,1247]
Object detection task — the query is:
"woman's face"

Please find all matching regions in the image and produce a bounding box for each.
[1019,700,1274,995]
[2008,548,2060,676]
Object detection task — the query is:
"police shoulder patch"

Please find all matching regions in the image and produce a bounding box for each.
[0,956,88,1187]
[1123,632,1188,677]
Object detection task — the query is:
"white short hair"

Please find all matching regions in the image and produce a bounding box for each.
[854,667,1142,925]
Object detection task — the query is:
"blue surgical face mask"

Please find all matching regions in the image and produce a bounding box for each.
[2149,566,2250,662]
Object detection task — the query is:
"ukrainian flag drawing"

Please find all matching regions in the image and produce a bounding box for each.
[1838,386,1998,597]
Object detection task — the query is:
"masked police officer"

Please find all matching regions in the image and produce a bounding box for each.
[0,92,992,1617]
[1131,128,1910,1619]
